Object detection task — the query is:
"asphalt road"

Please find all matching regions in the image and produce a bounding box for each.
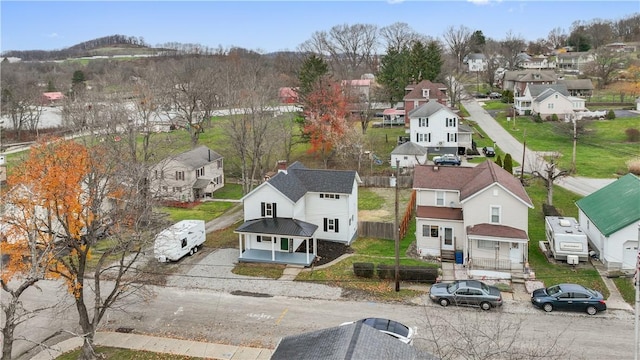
[462,99,617,196]
[13,278,636,360]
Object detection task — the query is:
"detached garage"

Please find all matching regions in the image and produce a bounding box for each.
[576,174,640,271]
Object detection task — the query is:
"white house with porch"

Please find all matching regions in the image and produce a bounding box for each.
[514,83,586,118]
[413,161,534,278]
[408,101,473,156]
[235,162,360,266]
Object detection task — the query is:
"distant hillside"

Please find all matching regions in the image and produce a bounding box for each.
[2,34,174,61]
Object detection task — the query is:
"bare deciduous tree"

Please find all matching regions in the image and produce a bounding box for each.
[299,23,379,80]
[500,31,527,70]
[379,22,421,53]
[423,312,569,360]
[584,47,627,89]
[530,152,570,206]
[547,27,568,50]
[442,25,473,73]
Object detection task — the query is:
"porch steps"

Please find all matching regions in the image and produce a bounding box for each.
[511,272,527,284]
[441,250,456,263]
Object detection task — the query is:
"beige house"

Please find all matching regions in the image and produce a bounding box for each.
[150,145,224,202]
[413,161,534,278]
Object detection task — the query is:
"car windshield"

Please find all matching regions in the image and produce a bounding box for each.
[546,285,562,296]
[447,282,459,293]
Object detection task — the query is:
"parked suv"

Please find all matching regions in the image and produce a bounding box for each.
[482,146,496,157]
[433,154,461,166]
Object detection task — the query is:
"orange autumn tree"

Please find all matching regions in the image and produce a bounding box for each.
[302,80,350,168]
[3,137,149,360]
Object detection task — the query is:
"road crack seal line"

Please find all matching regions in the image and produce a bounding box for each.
[231,290,273,297]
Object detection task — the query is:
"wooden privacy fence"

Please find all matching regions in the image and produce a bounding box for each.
[357,190,416,240]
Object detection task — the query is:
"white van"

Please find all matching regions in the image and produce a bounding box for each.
[154,220,206,263]
[544,216,589,264]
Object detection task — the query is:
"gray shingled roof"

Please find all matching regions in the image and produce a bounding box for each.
[407,101,454,118]
[235,217,318,237]
[171,145,222,169]
[391,141,428,155]
[268,161,358,202]
[271,322,438,360]
[528,84,569,98]
[459,124,474,134]
[557,79,594,90]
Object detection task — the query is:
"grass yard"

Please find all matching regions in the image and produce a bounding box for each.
[612,276,636,305]
[57,346,203,359]
[159,201,236,223]
[525,178,608,297]
[492,112,639,178]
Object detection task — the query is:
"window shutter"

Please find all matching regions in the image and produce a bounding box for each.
[324,218,328,232]
[335,219,339,232]
[272,203,277,218]
[261,202,265,217]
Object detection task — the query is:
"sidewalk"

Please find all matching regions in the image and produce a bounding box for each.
[30,331,273,360]
[590,258,634,311]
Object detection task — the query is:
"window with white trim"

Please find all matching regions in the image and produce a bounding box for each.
[478,240,494,249]
[490,206,501,224]
[419,118,429,127]
[436,191,445,206]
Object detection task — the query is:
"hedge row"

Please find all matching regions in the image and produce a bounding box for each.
[353,262,438,283]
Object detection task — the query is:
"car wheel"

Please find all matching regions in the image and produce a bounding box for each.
[480,302,491,311]
[439,298,450,307]
[586,306,597,315]
[543,303,553,312]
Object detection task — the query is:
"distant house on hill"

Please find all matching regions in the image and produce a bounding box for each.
[41,92,64,106]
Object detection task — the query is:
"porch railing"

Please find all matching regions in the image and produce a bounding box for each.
[469,257,523,271]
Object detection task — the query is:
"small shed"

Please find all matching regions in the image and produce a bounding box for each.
[391,142,428,168]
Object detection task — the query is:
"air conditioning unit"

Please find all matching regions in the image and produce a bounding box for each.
[567,255,579,265]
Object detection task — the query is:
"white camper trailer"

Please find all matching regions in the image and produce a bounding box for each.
[544,216,589,264]
[154,220,206,262]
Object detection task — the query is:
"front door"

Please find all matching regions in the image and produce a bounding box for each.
[442,228,454,251]
[510,242,521,265]
[280,237,289,251]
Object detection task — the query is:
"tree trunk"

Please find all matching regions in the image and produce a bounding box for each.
[547,178,554,206]
[1,299,16,360]
[79,337,97,360]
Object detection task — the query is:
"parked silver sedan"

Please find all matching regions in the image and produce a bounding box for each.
[429,280,503,310]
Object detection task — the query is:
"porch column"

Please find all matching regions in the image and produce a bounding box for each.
[313,238,317,256]
[238,234,243,258]
[306,238,310,264]
[271,237,275,261]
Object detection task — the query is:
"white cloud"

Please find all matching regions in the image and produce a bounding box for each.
[46,33,59,38]
[387,0,405,4]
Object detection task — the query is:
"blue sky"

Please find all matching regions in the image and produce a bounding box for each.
[1,1,638,53]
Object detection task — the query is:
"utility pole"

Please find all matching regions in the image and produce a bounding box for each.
[394,159,400,292]
[521,129,526,183]
[571,116,577,174]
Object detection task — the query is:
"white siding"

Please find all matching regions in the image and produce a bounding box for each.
[243,185,294,221]
[462,185,529,232]
[409,109,460,148]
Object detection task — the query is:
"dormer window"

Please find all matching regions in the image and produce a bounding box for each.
[422,89,430,98]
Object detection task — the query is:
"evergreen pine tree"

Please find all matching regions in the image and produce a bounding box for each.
[495,154,503,168]
[503,153,513,174]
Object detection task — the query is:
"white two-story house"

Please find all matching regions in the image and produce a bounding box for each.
[408,101,473,156]
[235,161,360,266]
[514,83,586,118]
[413,161,534,277]
[150,145,224,202]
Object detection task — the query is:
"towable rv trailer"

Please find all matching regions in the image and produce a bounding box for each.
[154,220,206,262]
[544,216,589,264]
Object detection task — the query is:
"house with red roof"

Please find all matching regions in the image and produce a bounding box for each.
[401,80,448,127]
[278,87,298,104]
[41,92,64,106]
[413,161,534,278]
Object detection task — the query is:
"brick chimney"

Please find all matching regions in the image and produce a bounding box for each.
[277,160,288,173]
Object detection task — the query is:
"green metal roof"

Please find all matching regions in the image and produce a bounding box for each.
[576,174,640,236]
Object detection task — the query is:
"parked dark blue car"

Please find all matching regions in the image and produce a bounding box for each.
[531,283,606,315]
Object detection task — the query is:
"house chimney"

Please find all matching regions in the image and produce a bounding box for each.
[208,149,211,162]
[277,160,287,173]
[434,165,439,171]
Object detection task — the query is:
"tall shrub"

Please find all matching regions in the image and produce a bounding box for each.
[495,154,503,168]
[503,153,513,174]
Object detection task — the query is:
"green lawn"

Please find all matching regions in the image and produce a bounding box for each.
[159,201,236,222]
[492,112,639,178]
